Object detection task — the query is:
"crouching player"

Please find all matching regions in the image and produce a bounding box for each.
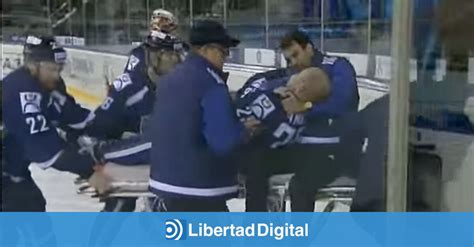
[235,68,335,211]
[3,36,98,211]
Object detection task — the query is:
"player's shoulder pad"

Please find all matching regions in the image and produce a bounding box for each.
[126,47,144,71]
[322,55,353,68]
[126,54,141,71]
[111,73,134,92]
[321,55,355,75]
[246,68,287,85]
[238,76,267,100]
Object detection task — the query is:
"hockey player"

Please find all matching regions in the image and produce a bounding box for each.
[87,32,185,139]
[2,36,98,212]
[149,9,178,33]
[235,67,330,149]
[124,9,181,83]
[83,31,185,212]
[275,30,362,211]
[236,67,336,211]
[241,30,361,212]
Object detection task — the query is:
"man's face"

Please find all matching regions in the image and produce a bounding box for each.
[287,74,306,100]
[283,41,314,71]
[37,62,62,90]
[151,50,182,75]
[147,50,182,85]
[203,44,229,70]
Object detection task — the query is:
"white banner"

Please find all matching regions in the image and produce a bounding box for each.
[375,55,417,82]
[244,49,275,67]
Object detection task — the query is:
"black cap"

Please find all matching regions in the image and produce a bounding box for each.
[189,20,240,47]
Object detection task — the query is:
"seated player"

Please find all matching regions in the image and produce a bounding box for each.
[235,68,334,211]
[235,67,330,148]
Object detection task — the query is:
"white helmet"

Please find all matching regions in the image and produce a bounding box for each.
[150,9,177,33]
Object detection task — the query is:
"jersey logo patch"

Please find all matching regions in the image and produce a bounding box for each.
[112,73,133,91]
[322,56,338,65]
[250,94,275,120]
[127,55,140,71]
[20,92,42,114]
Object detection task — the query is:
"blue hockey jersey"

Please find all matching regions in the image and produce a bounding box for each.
[86,72,154,139]
[3,67,94,178]
[235,71,305,148]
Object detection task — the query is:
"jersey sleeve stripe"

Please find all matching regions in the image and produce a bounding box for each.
[103,142,152,160]
[125,87,149,107]
[149,179,239,197]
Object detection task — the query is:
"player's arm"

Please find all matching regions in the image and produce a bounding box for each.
[98,135,151,165]
[4,93,95,176]
[86,75,131,139]
[51,89,95,130]
[307,59,358,117]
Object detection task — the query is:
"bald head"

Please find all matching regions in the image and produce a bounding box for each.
[287,67,330,103]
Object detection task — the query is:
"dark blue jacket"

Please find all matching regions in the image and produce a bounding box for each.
[297,51,360,142]
[3,67,95,179]
[148,53,244,199]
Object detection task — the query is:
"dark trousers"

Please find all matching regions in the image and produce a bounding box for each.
[2,177,46,212]
[242,144,345,212]
[153,197,229,212]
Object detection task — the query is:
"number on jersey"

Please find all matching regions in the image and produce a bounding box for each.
[26,115,50,134]
[270,122,303,148]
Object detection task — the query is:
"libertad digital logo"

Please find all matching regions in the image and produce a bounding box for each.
[164,219,309,240]
[165,219,186,240]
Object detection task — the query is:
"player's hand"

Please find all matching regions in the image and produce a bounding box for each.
[242,117,263,140]
[281,93,308,114]
[88,165,113,195]
[273,86,292,98]
[242,116,261,131]
[77,136,106,165]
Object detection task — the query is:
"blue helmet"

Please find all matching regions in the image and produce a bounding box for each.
[23,36,67,64]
